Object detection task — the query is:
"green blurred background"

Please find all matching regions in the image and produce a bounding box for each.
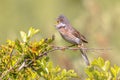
[0,0,120,77]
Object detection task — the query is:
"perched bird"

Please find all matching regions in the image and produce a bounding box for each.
[55,15,90,66]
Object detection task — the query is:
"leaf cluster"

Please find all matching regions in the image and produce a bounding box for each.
[0,27,78,80]
[85,57,120,80]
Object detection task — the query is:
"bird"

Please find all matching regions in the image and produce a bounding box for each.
[55,15,90,66]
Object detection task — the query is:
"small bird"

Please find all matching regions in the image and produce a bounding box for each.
[55,15,90,66]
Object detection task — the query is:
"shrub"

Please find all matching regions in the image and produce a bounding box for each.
[0,27,120,80]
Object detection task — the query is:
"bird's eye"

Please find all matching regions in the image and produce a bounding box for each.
[57,21,59,23]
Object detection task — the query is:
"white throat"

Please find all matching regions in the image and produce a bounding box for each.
[56,23,66,29]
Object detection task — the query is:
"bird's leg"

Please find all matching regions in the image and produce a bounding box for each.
[78,44,87,51]
[78,43,83,48]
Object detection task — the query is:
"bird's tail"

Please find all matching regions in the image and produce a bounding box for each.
[80,47,90,66]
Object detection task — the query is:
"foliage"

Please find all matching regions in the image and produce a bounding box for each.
[85,57,120,80]
[0,27,120,80]
[0,27,78,80]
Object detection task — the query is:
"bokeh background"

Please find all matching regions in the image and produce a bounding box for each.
[0,0,120,77]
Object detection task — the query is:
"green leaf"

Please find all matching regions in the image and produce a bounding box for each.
[102,61,110,71]
[91,57,104,67]
[86,57,120,80]
[110,65,120,78]
[20,31,27,42]
[15,39,23,53]
[28,27,39,38]
[61,69,67,76]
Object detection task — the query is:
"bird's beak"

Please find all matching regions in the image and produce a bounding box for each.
[54,21,58,27]
[54,19,60,26]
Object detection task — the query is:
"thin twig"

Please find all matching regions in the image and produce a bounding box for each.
[18,60,26,71]
[51,46,111,51]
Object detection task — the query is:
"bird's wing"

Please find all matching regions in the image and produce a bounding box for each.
[80,34,88,43]
[71,28,88,43]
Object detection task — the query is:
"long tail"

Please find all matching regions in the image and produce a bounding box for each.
[80,48,90,66]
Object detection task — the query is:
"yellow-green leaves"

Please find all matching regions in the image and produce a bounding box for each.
[85,57,120,80]
[91,57,110,71]
[110,65,120,79]
[20,31,27,42]
[0,27,78,80]
[20,27,39,42]
[28,27,39,38]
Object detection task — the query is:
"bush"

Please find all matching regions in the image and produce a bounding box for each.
[85,57,120,80]
[0,28,78,80]
[0,27,120,80]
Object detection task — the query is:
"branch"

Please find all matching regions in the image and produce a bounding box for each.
[16,45,111,72]
[50,46,111,51]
